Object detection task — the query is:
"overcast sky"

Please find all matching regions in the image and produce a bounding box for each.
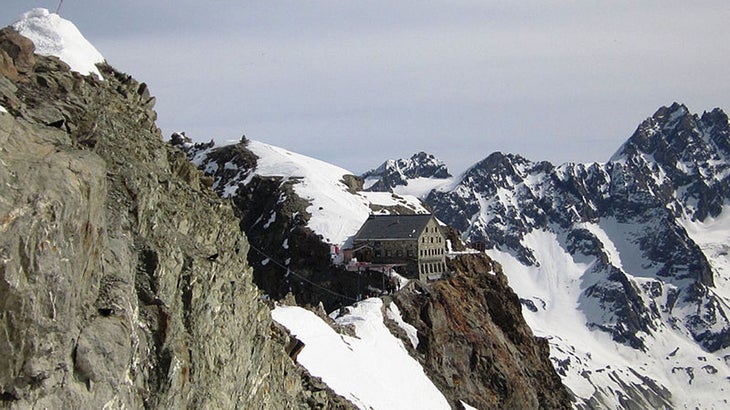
[6,1,730,174]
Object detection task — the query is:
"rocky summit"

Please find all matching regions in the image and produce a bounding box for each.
[0,27,350,409]
[362,151,452,193]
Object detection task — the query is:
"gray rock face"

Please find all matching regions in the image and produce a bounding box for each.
[0,28,351,409]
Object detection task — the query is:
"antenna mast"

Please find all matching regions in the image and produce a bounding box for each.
[55,0,64,14]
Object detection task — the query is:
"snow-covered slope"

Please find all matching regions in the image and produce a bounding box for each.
[680,205,730,298]
[185,138,428,246]
[174,136,433,308]
[12,8,105,78]
[489,229,729,409]
[272,299,450,410]
[367,103,730,408]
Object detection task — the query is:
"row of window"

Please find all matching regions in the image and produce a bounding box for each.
[421,236,443,244]
[373,247,444,258]
[375,249,416,258]
[419,262,445,274]
[420,247,444,257]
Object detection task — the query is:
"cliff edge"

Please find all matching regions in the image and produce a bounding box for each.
[0,25,349,409]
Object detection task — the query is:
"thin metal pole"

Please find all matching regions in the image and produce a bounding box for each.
[55,0,64,14]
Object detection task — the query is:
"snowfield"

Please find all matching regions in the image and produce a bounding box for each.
[272,299,450,410]
[248,140,370,244]
[391,176,456,198]
[488,226,730,409]
[12,8,105,78]
[680,205,730,298]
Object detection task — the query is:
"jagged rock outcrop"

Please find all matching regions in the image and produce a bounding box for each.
[389,254,572,409]
[0,28,351,409]
[369,103,730,407]
[423,103,730,352]
[0,27,35,80]
[362,151,451,192]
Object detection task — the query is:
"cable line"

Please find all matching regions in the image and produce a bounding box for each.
[248,243,359,302]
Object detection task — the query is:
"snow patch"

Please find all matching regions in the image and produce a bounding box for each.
[385,302,419,349]
[596,217,658,278]
[577,222,623,269]
[0,105,7,114]
[460,401,478,410]
[263,211,276,229]
[392,177,455,198]
[246,140,428,245]
[222,183,238,198]
[272,300,449,409]
[359,191,426,213]
[247,140,371,244]
[13,8,105,78]
[679,205,730,297]
[363,177,380,190]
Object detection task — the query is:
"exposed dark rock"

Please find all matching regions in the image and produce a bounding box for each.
[390,254,572,409]
[0,27,352,409]
[340,174,364,193]
[174,140,408,311]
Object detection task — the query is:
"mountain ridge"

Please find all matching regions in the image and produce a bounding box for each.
[364,102,730,408]
[4,7,729,409]
[171,134,573,408]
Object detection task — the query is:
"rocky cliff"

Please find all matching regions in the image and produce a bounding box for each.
[389,254,572,409]
[0,27,350,409]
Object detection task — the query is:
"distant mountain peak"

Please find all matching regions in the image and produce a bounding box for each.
[609,104,730,165]
[362,151,451,193]
[654,101,689,120]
